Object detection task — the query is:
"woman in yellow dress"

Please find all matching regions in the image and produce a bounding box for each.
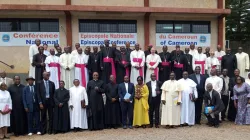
[133,76,150,128]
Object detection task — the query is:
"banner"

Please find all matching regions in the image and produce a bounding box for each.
[0,32,60,46]
[156,33,211,47]
[79,33,137,46]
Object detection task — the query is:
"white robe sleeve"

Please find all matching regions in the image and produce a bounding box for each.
[83,88,88,106]
[29,46,33,64]
[69,88,73,106]
[218,78,223,93]
[151,55,161,69]
[204,55,208,70]
[146,55,151,68]
[8,92,12,110]
[141,52,145,67]
[59,55,67,69]
[45,57,50,72]
[68,55,75,69]
[130,52,136,67]
[245,53,249,70]
[161,83,166,101]
[193,87,198,98]
[192,56,195,71]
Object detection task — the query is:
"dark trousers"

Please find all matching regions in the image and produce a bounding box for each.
[41,99,53,134]
[149,97,160,126]
[205,113,219,126]
[195,97,203,124]
[120,101,133,126]
[27,111,40,133]
[221,95,229,119]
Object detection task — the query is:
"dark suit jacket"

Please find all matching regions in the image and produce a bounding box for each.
[33,53,47,68]
[22,85,39,112]
[36,80,55,107]
[118,82,135,101]
[146,81,162,103]
[189,74,206,98]
[204,90,225,115]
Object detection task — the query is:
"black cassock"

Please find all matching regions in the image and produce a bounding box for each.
[100,47,116,84]
[158,52,171,82]
[115,51,131,84]
[8,84,27,135]
[184,54,193,74]
[88,52,101,80]
[221,54,237,78]
[87,80,105,130]
[104,83,121,126]
[171,54,188,80]
[53,88,70,132]
[33,53,47,82]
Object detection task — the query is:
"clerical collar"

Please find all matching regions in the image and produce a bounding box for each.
[93,79,98,81]
[15,84,20,87]
[60,88,64,90]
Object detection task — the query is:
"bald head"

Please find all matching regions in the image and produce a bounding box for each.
[35,39,41,46]
[50,48,55,55]
[206,83,213,92]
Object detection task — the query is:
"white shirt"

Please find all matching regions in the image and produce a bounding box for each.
[151,80,157,97]
[209,91,212,100]
[124,82,128,93]
[0,78,6,84]
[189,49,198,56]
[205,76,223,94]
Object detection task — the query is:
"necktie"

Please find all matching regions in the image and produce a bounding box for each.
[31,86,35,103]
[46,81,49,98]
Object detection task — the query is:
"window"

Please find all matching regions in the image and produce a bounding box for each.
[156,21,210,33]
[0,19,59,32]
[79,20,137,33]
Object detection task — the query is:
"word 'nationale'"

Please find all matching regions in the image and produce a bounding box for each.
[80,33,135,39]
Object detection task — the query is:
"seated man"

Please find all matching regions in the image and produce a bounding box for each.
[204,83,225,128]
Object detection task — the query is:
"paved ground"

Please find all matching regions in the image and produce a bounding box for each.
[10,122,250,140]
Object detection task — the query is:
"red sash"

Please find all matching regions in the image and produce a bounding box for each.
[103,58,116,79]
[174,63,184,69]
[195,61,206,74]
[48,63,61,81]
[217,57,222,61]
[75,64,86,87]
[161,61,170,66]
[132,58,143,77]
[149,62,158,80]
[122,60,130,76]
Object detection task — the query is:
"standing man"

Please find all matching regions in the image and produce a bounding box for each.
[171,47,188,80]
[220,69,230,121]
[184,48,194,74]
[37,72,55,135]
[146,73,162,128]
[235,47,249,78]
[204,47,210,58]
[189,66,206,124]
[8,76,27,136]
[118,75,135,129]
[74,48,89,88]
[59,47,75,89]
[45,49,60,89]
[88,46,101,80]
[214,45,225,70]
[33,46,47,83]
[221,48,237,78]
[170,45,184,58]
[53,81,70,133]
[205,69,223,94]
[158,45,171,82]
[0,70,13,87]
[189,43,198,56]
[144,44,157,79]
[71,43,81,57]
[69,79,88,131]
[130,43,145,84]
[145,48,161,83]
[179,72,198,126]
[125,41,133,54]
[29,39,41,77]
[22,77,41,136]
[193,47,207,75]
[100,40,116,84]
[206,52,220,76]
[87,72,105,130]
[204,83,225,128]
[54,43,60,53]
[55,47,63,57]
[116,46,131,84]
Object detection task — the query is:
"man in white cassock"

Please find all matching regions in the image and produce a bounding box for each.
[145,48,161,83]
[71,43,81,57]
[235,47,249,78]
[206,52,220,76]
[193,47,207,75]
[45,49,60,89]
[214,45,225,70]
[69,79,88,130]
[178,72,198,126]
[189,43,198,56]
[74,48,89,88]
[29,39,41,78]
[59,47,75,89]
[161,72,182,128]
[130,43,145,84]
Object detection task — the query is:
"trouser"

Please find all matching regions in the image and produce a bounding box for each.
[27,111,40,133]
[195,97,203,124]
[41,99,53,134]
[149,97,160,125]
[221,95,229,119]
[120,101,133,126]
[205,113,219,126]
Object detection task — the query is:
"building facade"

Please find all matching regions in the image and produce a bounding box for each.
[0,0,230,75]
